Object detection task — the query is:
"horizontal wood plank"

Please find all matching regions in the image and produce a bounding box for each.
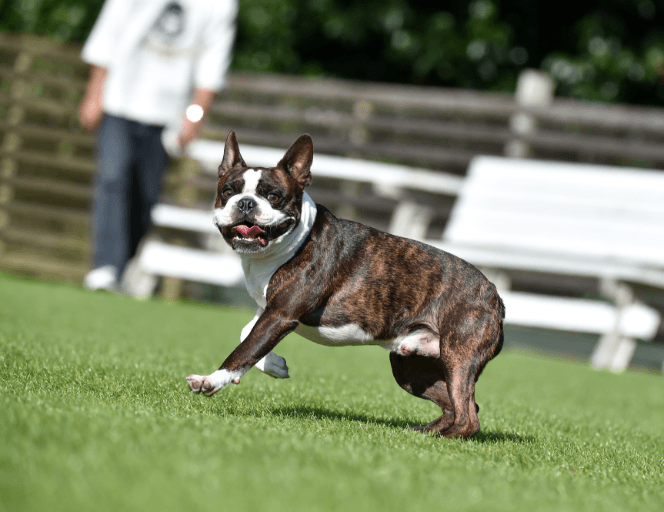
[0,225,88,252]
[0,253,88,282]
[5,200,89,225]
[1,150,95,176]
[0,122,94,148]
[226,72,518,115]
[7,175,91,202]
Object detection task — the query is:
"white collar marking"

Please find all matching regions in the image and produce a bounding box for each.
[241,192,317,308]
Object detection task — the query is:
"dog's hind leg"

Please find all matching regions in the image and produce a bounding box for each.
[436,304,503,439]
[389,352,454,432]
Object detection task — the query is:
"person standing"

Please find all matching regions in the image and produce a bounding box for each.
[79,0,237,291]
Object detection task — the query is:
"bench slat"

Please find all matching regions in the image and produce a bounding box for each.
[445,156,664,267]
[501,291,660,339]
[150,204,217,234]
[445,211,664,265]
[431,241,664,288]
[139,241,244,287]
[463,167,664,205]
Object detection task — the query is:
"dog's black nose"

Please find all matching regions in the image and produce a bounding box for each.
[237,197,257,213]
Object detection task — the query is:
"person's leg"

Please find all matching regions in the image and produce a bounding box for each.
[86,115,135,289]
[128,157,143,264]
[129,123,170,263]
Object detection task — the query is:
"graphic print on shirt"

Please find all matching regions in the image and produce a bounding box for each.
[143,2,191,57]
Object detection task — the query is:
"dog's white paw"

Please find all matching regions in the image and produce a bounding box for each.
[187,374,224,396]
[186,369,243,397]
[255,352,290,379]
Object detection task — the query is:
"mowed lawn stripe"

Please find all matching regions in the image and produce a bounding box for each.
[0,272,663,512]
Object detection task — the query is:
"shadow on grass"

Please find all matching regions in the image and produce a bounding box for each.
[469,430,535,445]
[270,404,534,444]
[271,404,415,430]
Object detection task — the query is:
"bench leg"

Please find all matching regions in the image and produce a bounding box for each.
[590,331,637,372]
[160,276,183,302]
[120,254,159,299]
[591,278,653,372]
[389,200,433,239]
[609,337,637,372]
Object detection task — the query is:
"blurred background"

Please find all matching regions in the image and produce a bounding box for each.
[1,0,663,371]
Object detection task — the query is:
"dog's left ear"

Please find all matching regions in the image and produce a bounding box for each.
[278,134,313,188]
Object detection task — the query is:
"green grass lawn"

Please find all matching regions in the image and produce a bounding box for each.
[1,271,663,512]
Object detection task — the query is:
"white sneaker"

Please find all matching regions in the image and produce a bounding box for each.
[84,265,118,291]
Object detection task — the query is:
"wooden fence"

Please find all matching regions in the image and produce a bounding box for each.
[2,32,664,289]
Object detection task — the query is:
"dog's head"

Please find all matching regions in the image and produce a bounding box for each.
[213,131,313,255]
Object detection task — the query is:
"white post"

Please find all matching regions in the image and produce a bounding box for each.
[505,69,555,158]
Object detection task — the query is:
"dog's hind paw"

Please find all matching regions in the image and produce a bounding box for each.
[255,352,290,379]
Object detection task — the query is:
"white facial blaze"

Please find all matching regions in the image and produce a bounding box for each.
[241,169,261,194]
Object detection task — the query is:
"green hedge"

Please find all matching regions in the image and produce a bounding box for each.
[1,0,663,105]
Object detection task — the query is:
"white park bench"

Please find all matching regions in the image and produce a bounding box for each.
[127,145,662,372]
[427,156,663,371]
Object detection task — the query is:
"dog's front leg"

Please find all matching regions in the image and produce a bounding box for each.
[187,309,298,397]
[242,309,289,379]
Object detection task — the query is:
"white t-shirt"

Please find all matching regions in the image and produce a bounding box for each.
[82,0,237,126]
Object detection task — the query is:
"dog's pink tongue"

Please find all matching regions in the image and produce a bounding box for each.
[233,225,267,245]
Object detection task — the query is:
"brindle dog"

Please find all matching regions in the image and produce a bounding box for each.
[187,132,505,439]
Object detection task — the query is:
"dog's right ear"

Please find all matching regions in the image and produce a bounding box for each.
[219,131,247,178]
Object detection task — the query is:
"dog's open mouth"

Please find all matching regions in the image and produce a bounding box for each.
[232,224,268,246]
[223,220,294,249]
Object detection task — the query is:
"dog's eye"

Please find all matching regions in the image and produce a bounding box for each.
[222,188,233,199]
[267,192,280,203]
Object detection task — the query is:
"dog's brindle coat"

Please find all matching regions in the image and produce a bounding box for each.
[191,132,504,439]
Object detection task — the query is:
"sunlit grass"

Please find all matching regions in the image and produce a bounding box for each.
[1,272,663,512]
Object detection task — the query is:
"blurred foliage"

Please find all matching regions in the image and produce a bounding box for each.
[0,0,101,43]
[1,0,664,105]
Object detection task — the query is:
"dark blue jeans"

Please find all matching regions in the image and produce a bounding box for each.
[91,114,170,275]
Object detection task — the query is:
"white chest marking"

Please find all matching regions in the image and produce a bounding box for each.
[239,193,317,308]
[295,323,376,346]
